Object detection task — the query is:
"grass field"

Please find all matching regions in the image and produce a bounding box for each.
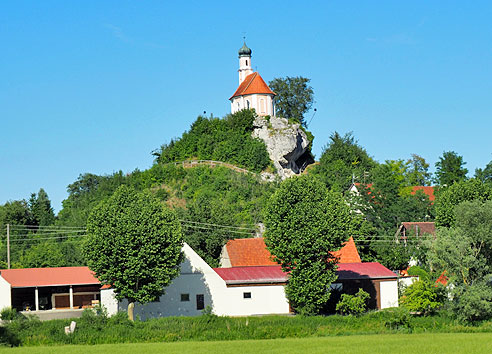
[1,333,491,354]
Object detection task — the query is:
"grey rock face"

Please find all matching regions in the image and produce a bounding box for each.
[252,116,313,179]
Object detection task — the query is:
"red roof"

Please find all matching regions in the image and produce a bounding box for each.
[336,262,397,280]
[0,267,100,288]
[332,237,361,263]
[214,266,286,285]
[400,222,436,236]
[411,186,435,202]
[435,271,448,286]
[224,237,361,267]
[230,72,275,99]
[214,262,396,285]
[225,238,277,267]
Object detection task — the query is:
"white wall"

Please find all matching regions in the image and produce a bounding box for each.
[231,94,274,116]
[0,275,12,310]
[218,285,289,316]
[100,243,290,318]
[380,280,399,309]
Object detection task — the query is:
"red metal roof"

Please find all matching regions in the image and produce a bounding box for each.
[0,267,100,288]
[214,262,396,285]
[230,72,275,99]
[214,265,286,285]
[224,237,361,267]
[336,262,397,280]
[411,186,435,202]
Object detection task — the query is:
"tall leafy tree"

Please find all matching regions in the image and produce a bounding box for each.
[269,76,314,127]
[264,175,356,315]
[475,160,492,184]
[434,151,468,186]
[426,200,492,322]
[314,132,376,192]
[84,186,183,320]
[434,179,492,227]
[405,154,432,186]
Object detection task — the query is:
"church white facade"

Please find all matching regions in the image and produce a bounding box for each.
[229,42,276,116]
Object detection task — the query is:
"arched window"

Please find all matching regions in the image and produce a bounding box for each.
[260,99,265,113]
[247,100,250,109]
[246,60,248,66]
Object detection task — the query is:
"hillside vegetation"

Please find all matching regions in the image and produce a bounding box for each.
[153,110,271,173]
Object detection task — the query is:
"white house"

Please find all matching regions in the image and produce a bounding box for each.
[230,42,276,116]
[101,243,290,318]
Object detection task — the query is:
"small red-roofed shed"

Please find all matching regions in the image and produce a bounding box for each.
[0,267,102,313]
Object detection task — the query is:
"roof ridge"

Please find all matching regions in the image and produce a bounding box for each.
[241,72,257,94]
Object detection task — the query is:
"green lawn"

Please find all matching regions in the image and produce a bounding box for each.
[1,333,491,354]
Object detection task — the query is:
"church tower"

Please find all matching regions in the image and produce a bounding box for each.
[230,42,276,116]
[238,41,253,84]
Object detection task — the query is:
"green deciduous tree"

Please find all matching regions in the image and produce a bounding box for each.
[84,185,183,320]
[269,76,314,127]
[475,160,492,184]
[426,200,492,321]
[314,132,376,192]
[399,280,443,315]
[405,154,432,186]
[434,151,468,186]
[263,175,356,315]
[21,242,66,268]
[434,179,492,227]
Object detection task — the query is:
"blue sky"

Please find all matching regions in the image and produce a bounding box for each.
[1,1,491,212]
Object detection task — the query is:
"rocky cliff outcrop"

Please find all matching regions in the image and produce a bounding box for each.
[252,116,314,180]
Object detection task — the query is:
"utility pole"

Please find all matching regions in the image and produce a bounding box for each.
[7,224,10,269]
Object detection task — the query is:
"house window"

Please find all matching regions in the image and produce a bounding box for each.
[247,100,250,109]
[243,292,252,299]
[181,293,190,302]
[196,294,204,310]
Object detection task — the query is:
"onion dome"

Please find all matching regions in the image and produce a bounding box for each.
[238,42,252,56]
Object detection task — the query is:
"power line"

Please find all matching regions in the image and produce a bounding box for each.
[9,224,86,230]
[9,235,87,242]
[179,219,257,231]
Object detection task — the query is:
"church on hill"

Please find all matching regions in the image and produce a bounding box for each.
[229,42,276,116]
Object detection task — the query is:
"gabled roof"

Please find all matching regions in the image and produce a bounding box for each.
[214,262,397,285]
[223,237,361,267]
[224,238,277,267]
[411,186,435,202]
[230,72,275,100]
[400,222,436,236]
[332,237,361,263]
[0,267,100,288]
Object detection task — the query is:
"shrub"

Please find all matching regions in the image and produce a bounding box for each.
[0,307,19,321]
[336,289,370,315]
[407,266,430,281]
[400,280,443,315]
[383,307,413,331]
[451,282,492,322]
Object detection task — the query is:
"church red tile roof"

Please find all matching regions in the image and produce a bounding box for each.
[0,267,100,288]
[230,72,276,100]
[224,236,361,267]
[411,186,435,202]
